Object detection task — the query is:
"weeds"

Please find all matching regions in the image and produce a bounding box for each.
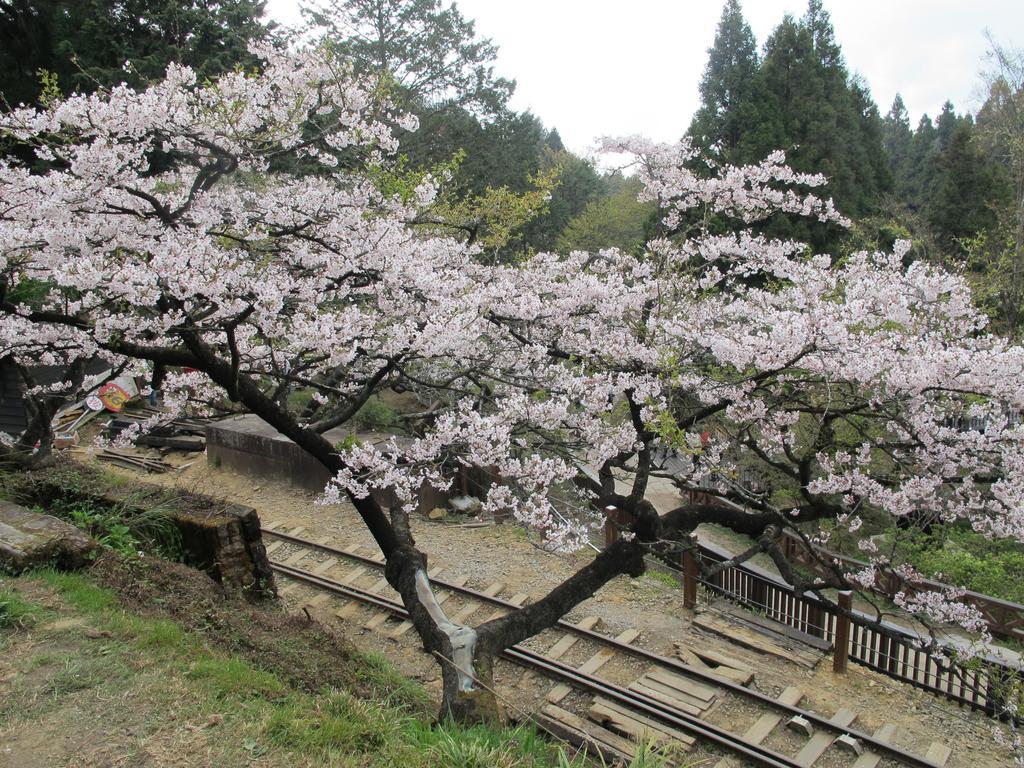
[39,496,181,558]
[0,588,39,629]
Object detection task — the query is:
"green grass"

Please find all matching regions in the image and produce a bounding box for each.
[2,569,651,768]
[643,570,681,590]
[188,656,288,702]
[0,587,41,629]
[34,569,118,614]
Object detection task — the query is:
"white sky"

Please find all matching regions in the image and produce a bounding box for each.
[264,0,1023,156]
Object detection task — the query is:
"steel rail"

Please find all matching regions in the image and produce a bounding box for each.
[264,527,942,768]
[271,559,801,768]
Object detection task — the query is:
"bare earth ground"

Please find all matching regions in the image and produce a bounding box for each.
[0,556,435,768]
[101,451,1013,767]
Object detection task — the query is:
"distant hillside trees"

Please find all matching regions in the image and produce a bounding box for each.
[0,0,273,106]
[302,0,604,255]
[688,0,891,237]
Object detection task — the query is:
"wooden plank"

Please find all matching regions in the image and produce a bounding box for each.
[627,681,704,716]
[335,602,361,620]
[536,704,634,766]
[337,565,368,586]
[312,556,339,575]
[589,697,695,749]
[302,593,330,609]
[794,708,857,767]
[547,616,602,660]
[265,540,285,555]
[262,520,283,531]
[718,601,831,652]
[643,668,717,704]
[677,643,756,684]
[282,548,311,567]
[579,629,640,675]
[924,742,952,767]
[738,687,805,747]
[688,646,754,672]
[693,612,821,668]
[851,724,897,768]
[482,592,529,623]
[546,629,639,704]
[631,675,711,713]
[364,611,392,630]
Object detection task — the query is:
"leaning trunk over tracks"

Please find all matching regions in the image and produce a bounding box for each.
[384,499,650,723]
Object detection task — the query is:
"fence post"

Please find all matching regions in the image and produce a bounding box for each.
[603,506,619,548]
[833,590,853,674]
[682,542,699,610]
[489,467,508,523]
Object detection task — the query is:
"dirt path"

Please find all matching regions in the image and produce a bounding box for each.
[103,451,1011,767]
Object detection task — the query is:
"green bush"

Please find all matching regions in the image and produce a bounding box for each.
[897,525,1024,604]
[352,396,399,431]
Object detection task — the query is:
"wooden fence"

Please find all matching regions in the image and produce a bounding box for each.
[775,531,1024,642]
[679,486,1024,643]
[693,537,1021,718]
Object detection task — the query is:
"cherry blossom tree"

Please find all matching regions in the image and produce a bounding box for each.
[4,45,1024,725]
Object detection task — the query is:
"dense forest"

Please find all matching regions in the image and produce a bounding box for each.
[3,0,1021,337]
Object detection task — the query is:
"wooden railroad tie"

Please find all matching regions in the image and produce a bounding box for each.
[849,724,895,768]
[793,707,856,768]
[536,703,636,767]
[588,697,695,753]
[449,582,505,625]
[713,686,805,768]
[627,668,718,717]
[265,540,285,556]
[546,617,603,660]
[481,592,531,623]
[546,628,641,705]
[924,742,952,767]
[674,642,755,686]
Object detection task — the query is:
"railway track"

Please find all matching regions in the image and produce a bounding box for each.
[262,524,953,768]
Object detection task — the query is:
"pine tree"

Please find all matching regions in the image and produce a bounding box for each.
[748,1,890,221]
[688,0,760,160]
[882,94,914,197]
[927,120,1008,252]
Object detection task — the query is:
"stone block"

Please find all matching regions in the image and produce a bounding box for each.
[0,501,99,573]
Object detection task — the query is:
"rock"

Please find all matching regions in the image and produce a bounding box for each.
[449,495,482,516]
[0,501,99,573]
[428,508,447,521]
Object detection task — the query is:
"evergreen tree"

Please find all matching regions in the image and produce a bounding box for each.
[521,147,603,252]
[687,0,760,160]
[0,0,273,106]
[301,0,512,118]
[745,1,890,225]
[882,94,914,197]
[902,114,938,210]
[927,120,1008,251]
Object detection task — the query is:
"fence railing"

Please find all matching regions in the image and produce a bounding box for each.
[679,486,1024,643]
[692,536,1020,718]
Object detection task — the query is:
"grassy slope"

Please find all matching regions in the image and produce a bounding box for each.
[0,564,590,768]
